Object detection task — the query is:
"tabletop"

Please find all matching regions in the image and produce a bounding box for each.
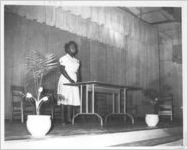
[63,81,142,90]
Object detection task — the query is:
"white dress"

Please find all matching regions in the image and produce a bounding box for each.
[57,54,80,106]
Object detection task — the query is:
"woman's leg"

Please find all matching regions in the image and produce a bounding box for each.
[61,105,66,124]
[67,105,73,123]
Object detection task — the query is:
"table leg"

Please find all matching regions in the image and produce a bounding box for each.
[117,91,120,113]
[86,85,89,113]
[112,93,115,113]
[123,89,127,114]
[123,88,135,124]
[123,89,127,122]
[72,85,83,125]
[80,85,83,113]
[72,113,103,126]
[92,84,95,114]
[105,92,116,123]
[21,100,24,123]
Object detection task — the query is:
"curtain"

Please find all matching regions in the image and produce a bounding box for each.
[6,6,130,49]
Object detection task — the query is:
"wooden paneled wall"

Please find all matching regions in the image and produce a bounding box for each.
[158,25,182,119]
[4,12,159,119]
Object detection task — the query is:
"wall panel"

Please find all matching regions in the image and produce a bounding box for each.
[159,36,182,119]
[78,38,91,81]
[4,12,159,119]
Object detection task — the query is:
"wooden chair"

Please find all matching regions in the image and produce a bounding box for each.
[53,104,62,121]
[158,96,173,121]
[11,85,25,123]
[11,85,36,123]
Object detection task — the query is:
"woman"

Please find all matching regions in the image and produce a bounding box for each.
[57,41,81,124]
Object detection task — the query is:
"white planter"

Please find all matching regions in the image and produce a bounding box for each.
[145,114,159,127]
[26,115,51,137]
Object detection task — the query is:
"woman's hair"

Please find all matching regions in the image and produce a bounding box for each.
[64,41,78,54]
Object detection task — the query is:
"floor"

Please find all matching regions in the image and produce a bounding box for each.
[155,139,183,146]
[5,119,148,140]
[5,117,183,145]
[111,136,183,147]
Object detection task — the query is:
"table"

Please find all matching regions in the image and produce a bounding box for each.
[64,81,141,126]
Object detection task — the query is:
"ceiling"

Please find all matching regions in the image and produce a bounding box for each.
[119,7,181,25]
[119,7,181,41]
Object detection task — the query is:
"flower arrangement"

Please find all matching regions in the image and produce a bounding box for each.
[19,86,49,115]
[143,88,159,114]
[22,50,58,115]
[27,87,48,115]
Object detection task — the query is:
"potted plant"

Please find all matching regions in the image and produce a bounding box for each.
[21,50,58,137]
[143,88,159,127]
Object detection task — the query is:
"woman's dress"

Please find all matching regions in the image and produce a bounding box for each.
[57,54,80,106]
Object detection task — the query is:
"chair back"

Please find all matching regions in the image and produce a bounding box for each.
[11,85,25,122]
[158,95,173,121]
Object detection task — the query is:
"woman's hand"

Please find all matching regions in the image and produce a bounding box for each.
[70,79,76,83]
[60,65,76,84]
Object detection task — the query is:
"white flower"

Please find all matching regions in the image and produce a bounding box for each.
[38,87,43,93]
[41,96,48,102]
[26,93,32,98]
[57,101,61,105]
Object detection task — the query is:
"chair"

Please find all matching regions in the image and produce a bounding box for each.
[53,104,62,121]
[158,96,173,121]
[11,85,25,123]
[11,85,36,123]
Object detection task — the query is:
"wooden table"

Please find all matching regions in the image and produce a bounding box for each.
[64,81,141,126]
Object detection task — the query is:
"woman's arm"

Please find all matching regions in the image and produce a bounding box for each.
[77,62,82,82]
[59,65,75,83]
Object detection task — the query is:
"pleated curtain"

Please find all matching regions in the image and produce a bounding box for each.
[5,5,156,49]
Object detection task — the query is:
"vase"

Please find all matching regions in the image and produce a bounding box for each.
[145,114,159,127]
[26,115,51,137]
